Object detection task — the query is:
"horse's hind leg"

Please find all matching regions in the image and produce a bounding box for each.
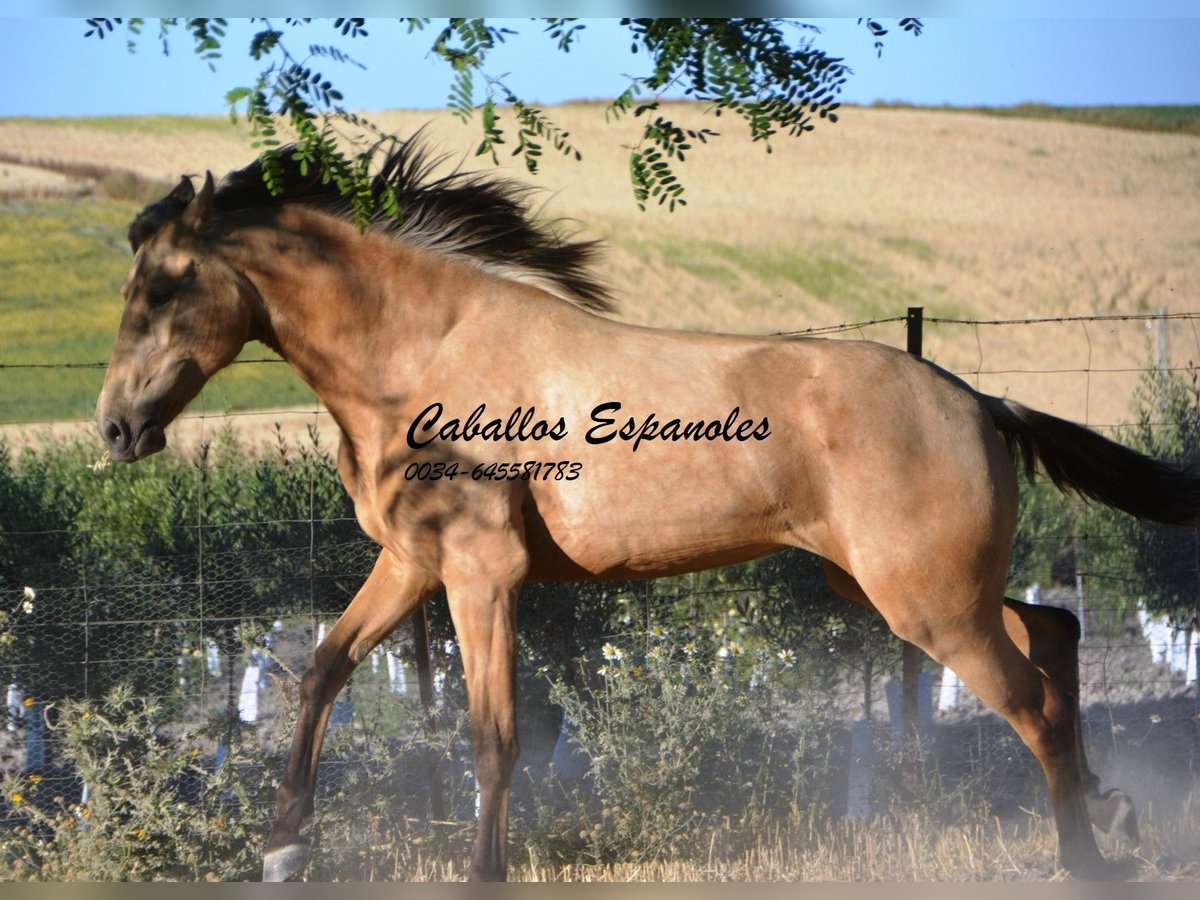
[840,544,1110,878]
[907,609,1112,878]
[1002,598,1138,845]
[263,550,439,882]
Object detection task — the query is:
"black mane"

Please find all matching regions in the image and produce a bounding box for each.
[131,137,616,314]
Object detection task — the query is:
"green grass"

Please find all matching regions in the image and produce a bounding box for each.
[879,234,937,262]
[0,114,248,135]
[0,197,315,423]
[988,103,1200,136]
[871,101,1200,137]
[639,237,745,289]
[626,234,930,323]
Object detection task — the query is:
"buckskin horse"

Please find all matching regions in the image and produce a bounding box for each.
[96,138,1194,881]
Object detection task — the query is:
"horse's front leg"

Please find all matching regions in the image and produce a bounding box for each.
[263,549,438,882]
[444,546,527,882]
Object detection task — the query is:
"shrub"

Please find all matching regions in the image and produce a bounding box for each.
[0,685,274,881]
[0,679,473,881]
[522,626,842,867]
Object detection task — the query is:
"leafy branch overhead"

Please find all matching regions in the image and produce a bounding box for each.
[84,17,922,213]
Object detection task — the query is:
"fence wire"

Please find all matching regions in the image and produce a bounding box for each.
[1,312,1199,838]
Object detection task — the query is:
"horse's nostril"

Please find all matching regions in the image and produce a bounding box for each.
[102,418,126,450]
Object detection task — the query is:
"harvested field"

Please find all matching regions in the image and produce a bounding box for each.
[1,105,1197,432]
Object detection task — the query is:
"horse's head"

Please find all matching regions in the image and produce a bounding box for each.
[97,172,258,461]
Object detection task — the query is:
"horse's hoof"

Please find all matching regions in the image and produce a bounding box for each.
[1089,788,1139,847]
[1110,791,1140,847]
[262,842,310,882]
[1065,858,1120,882]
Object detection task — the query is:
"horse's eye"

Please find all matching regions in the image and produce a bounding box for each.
[147,286,174,308]
[146,264,194,308]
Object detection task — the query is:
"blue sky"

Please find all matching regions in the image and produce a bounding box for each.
[1,16,1198,118]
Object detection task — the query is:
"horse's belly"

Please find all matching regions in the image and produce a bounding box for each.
[519,482,793,580]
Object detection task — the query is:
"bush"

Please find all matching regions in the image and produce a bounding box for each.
[1118,362,1200,617]
[0,680,473,881]
[522,626,842,866]
[0,686,273,880]
[1006,357,1200,628]
[0,427,367,710]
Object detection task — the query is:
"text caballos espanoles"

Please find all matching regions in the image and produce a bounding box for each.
[406,402,771,453]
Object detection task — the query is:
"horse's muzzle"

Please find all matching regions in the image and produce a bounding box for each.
[99,415,166,462]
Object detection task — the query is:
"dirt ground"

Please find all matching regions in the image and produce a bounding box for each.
[0,406,341,459]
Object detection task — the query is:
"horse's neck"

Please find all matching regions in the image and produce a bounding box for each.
[228,213,464,427]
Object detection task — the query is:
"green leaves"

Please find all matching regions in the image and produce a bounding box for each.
[90,17,922,214]
[628,115,715,211]
[333,17,368,39]
[511,99,582,174]
[248,27,281,61]
[186,18,226,70]
[544,18,585,53]
[611,18,864,208]
[860,17,924,58]
[474,96,582,174]
[83,18,121,40]
[1117,362,1200,615]
[427,19,582,175]
[432,18,513,123]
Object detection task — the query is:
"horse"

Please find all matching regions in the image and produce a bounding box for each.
[95,137,1196,881]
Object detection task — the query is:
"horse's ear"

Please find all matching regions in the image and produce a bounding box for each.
[128,176,199,253]
[182,171,215,232]
[168,175,195,205]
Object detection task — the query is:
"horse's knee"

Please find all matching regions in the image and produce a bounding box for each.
[475,728,520,787]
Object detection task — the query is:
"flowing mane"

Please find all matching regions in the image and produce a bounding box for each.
[132,136,616,314]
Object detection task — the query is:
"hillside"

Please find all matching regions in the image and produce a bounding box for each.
[1,104,1198,444]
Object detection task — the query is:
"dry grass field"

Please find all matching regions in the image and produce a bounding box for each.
[1,104,1198,436]
[245,815,1200,881]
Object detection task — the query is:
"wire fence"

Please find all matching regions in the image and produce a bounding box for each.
[1,311,1199,839]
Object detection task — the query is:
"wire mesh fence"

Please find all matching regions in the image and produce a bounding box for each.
[1,312,1199,851]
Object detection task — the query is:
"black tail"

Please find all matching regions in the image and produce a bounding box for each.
[981,394,1200,526]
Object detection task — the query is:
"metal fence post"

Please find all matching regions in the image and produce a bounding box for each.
[902,306,925,791]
